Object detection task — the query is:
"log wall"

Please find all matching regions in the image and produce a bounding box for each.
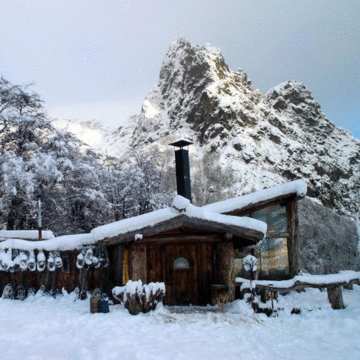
[0,250,109,296]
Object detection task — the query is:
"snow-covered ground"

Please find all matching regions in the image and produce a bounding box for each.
[0,286,359,360]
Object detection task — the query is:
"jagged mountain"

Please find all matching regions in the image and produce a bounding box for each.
[104,38,360,215]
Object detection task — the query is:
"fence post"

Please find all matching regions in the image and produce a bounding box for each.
[327,286,345,309]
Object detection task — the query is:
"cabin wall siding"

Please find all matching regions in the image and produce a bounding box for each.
[0,250,109,296]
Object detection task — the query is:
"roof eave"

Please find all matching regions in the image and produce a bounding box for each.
[97,214,265,246]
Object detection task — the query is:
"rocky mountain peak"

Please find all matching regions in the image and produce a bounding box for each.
[104,39,360,215]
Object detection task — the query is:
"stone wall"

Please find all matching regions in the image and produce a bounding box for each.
[298,197,359,274]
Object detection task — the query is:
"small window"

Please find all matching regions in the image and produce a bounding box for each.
[62,256,69,273]
[251,204,287,237]
[173,257,190,270]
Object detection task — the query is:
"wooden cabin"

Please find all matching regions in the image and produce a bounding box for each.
[0,179,307,306]
[93,196,266,306]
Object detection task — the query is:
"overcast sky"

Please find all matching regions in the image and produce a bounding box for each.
[1,0,359,140]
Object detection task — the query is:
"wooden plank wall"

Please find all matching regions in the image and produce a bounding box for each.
[130,243,147,283]
[0,250,109,296]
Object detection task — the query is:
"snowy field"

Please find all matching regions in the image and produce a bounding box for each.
[0,286,359,360]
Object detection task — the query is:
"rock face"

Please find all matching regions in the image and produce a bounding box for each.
[106,38,360,215]
[298,197,359,274]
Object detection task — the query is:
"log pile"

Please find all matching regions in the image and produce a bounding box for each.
[112,280,165,315]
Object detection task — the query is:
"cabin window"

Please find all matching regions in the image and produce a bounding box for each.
[173,257,190,270]
[251,204,287,237]
[247,204,289,279]
[62,256,69,273]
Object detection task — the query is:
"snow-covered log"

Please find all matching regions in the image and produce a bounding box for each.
[236,271,360,292]
[84,248,93,265]
[36,251,46,272]
[54,251,63,268]
[237,270,360,310]
[47,252,56,271]
[19,251,28,271]
[76,253,84,269]
[27,251,36,271]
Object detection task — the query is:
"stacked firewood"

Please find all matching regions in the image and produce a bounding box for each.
[112,280,165,315]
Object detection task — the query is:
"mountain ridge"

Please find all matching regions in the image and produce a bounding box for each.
[60,38,360,215]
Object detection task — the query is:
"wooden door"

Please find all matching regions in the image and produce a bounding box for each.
[164,244,198,306]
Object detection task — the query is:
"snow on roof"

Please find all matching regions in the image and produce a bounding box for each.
[0,233,94,252]
[202,179,307,214]
[185,202,267,234]
[91,207,180,242]
[4,181,308,251]
[0,230,54,241]
[91,195,267,242]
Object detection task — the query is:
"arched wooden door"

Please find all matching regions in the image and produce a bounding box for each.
[146,242,215,306]
[164,244,198,305]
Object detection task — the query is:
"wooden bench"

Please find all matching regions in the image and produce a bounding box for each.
[236,271,360,310]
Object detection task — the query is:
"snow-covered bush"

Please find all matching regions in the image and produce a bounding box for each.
[112,280,165,315]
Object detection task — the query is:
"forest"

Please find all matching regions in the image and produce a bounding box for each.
[0,77,172,236]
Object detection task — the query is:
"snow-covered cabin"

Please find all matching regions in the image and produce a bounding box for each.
[0,180,309,305]
[92,195,267,306]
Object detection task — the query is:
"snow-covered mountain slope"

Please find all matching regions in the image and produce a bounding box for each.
[102,38,360,214]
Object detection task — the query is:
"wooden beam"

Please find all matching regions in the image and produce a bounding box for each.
[141,234,221,244]
[287,200,300,278]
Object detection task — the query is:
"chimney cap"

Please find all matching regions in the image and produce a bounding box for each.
[169,139,193,148]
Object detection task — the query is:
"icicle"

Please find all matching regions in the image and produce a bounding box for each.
[76,253,84,269]
[19,251,29,271]
[47,252,56,271]
[27,251,36,271]
[37,251,46,272]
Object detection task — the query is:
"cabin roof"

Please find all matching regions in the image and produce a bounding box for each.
[0,180,307,251]
[91,196,267,245]
[0,233,94,252]
[0,230,54,241]
[202,179,307,215]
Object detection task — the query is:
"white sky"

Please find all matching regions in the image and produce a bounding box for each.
[1,0,359,139]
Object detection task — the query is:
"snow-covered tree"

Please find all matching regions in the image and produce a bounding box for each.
[0,77,172,234]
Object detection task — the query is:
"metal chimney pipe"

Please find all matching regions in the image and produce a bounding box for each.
[169,140,193,202]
